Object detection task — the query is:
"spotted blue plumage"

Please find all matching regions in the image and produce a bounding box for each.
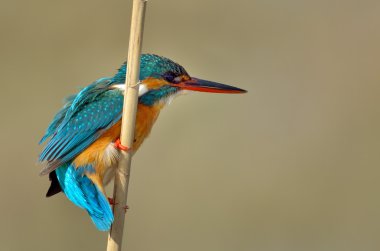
[39,78,123,174]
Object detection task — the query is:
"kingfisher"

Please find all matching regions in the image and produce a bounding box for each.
[39,54,246,231]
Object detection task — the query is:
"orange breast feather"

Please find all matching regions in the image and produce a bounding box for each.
[73,103,162,177]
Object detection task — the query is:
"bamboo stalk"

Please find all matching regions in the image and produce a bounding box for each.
[106,0,147,250]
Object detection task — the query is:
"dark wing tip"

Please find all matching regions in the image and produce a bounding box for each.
[46,171,62,197]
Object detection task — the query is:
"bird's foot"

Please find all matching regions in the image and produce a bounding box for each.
[114,138,129,151]
[108,197,118,205]
[108,197,129,212]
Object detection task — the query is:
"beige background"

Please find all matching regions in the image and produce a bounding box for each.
[1,0,380,250]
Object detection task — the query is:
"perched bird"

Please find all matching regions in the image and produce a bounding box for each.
[39,54,246,231]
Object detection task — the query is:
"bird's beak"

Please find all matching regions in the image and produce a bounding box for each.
[171,78,247,94]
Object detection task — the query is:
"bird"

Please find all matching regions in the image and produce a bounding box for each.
[39,54,246,231]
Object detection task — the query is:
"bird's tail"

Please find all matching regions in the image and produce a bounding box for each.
[55,163,114,231]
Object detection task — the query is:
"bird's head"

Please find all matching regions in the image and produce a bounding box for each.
[112,54,246,106]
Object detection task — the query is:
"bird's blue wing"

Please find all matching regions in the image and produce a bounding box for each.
[39,78,123,175]
[39,94,75,144]
[39,77,113,144]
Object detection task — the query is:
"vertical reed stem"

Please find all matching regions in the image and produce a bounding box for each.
[106,0,147,250]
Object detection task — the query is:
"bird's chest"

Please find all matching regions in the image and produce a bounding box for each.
[133,103,163,151]
[73,103,162,173]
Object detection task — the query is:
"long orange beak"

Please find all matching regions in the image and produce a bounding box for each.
[171,78,247,94]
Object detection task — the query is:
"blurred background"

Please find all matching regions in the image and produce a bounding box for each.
[1,0,380,250]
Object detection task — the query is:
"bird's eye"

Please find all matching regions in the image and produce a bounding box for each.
[162,72,177,82]
[173,76,182,83]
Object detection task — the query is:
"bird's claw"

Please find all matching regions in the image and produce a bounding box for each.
[108,197,129,212]
[114,138,129,151]
[108,197,118,205]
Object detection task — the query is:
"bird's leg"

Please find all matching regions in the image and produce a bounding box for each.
[114,138,129,151]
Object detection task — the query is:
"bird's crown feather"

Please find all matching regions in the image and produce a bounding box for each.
[112,54,188,83]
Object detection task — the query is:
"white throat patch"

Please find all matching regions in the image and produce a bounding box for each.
[112,83,149,97]
[160,90,190,106]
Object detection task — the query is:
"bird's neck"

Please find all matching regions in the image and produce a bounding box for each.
[133,103,164,151]
[138,78,178,106]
